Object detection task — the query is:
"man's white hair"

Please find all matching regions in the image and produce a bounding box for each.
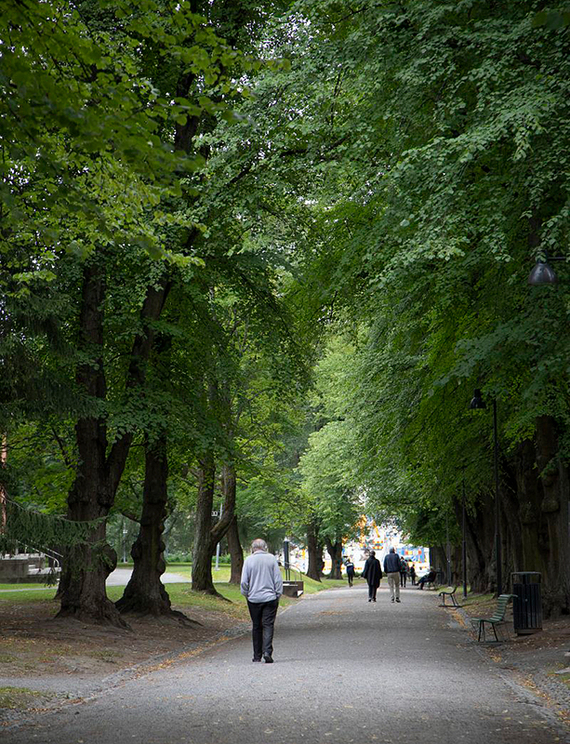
[251,538,268,552]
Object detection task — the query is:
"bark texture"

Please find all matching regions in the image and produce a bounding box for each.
[325,538,343,580]
[305,519,322,581]
[57,261,171,626]
[227,514,244,585]
[509,418,570,616]
[450,415,569,614]
[116,437,170,615]
[191,461,237,594]
[57,261,125,627]
[116,437,198,624]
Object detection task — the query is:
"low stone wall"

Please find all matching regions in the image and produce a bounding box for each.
[0,557,29,580]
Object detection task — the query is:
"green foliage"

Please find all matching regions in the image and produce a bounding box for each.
[294,337,362,544]
[271,0,570,549]
[0,0,236,269]
[0,498,99,555]
[6,0,570,580]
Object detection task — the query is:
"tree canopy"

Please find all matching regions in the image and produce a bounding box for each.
[2,0,570,619]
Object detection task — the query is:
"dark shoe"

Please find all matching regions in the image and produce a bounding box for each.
[263,655,274,664]
[395,598,401,603]
[373,598,376,602]
[253,657,262,662]
[391,598,395,602]
[368,598,372,602]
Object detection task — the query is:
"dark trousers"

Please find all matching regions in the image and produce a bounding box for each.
[367,583,378,600]
[347,571,354,586]
[400,572,407,587]
[247,599,279,659]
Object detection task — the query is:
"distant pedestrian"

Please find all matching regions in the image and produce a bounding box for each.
[383,547,401,603]
[410,564,417,586]
[418,567,437,590]
[361,550,382,602]
[399,557,408,588]
[240,538,283,663]
[345,558,355,587]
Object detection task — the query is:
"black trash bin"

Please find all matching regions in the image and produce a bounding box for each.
[512,572,542,635]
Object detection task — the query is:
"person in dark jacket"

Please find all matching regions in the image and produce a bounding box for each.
[361,550,382,602]
[345,558,355,587]
[383,547,402,603]
[399,557,408,588]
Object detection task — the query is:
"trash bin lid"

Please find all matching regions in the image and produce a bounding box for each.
[512,571,541,582]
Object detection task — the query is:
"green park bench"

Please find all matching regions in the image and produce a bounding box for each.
[472,594,517,642]
[438,585,461,607]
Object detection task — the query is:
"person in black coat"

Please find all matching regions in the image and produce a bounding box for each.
[361,550,382,602]
[418,567,437,589]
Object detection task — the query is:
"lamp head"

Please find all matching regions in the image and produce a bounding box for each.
[470,389,486,410]
[528,261,558,285]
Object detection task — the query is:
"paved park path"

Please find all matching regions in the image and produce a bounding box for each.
[0,568,190,592]
[5,584,569,744]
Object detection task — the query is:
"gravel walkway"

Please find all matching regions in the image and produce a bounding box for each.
[3,584,569,743]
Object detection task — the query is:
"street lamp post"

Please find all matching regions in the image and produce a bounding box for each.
[214,502,223,571]
[122,519,128,564]
[283,537,290,581]
[462,474,468,599]
[470,389,503,596]
[445,512,452,586]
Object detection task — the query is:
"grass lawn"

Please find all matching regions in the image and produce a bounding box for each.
[161,563,352,593]
[0,586,56,600]
[0,686,55,710]
[0,570,351,617]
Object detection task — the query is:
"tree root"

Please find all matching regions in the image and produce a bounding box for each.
[55,602,131,630]
[115,597,203,626]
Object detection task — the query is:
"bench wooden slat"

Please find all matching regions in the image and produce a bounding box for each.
[473,594,517,642]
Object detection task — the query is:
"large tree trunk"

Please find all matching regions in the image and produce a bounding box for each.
[116,436,170,615]
[325,538,343,580]
[0,434,6,530]
[305,518,322,581]
[465,491,495,593]
[57,261,171,626]
[227,515,244,585]
[535,416,570,615]
[512,418,570,616]
[116,436,197,624]
[56,261,126,627]
[429,545,445,582]
[192,459,237,595]
[191,456,217,594]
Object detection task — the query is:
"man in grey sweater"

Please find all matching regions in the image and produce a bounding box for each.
[240,538,283,663]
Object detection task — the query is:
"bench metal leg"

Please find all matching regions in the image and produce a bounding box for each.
[478,620,500,642]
